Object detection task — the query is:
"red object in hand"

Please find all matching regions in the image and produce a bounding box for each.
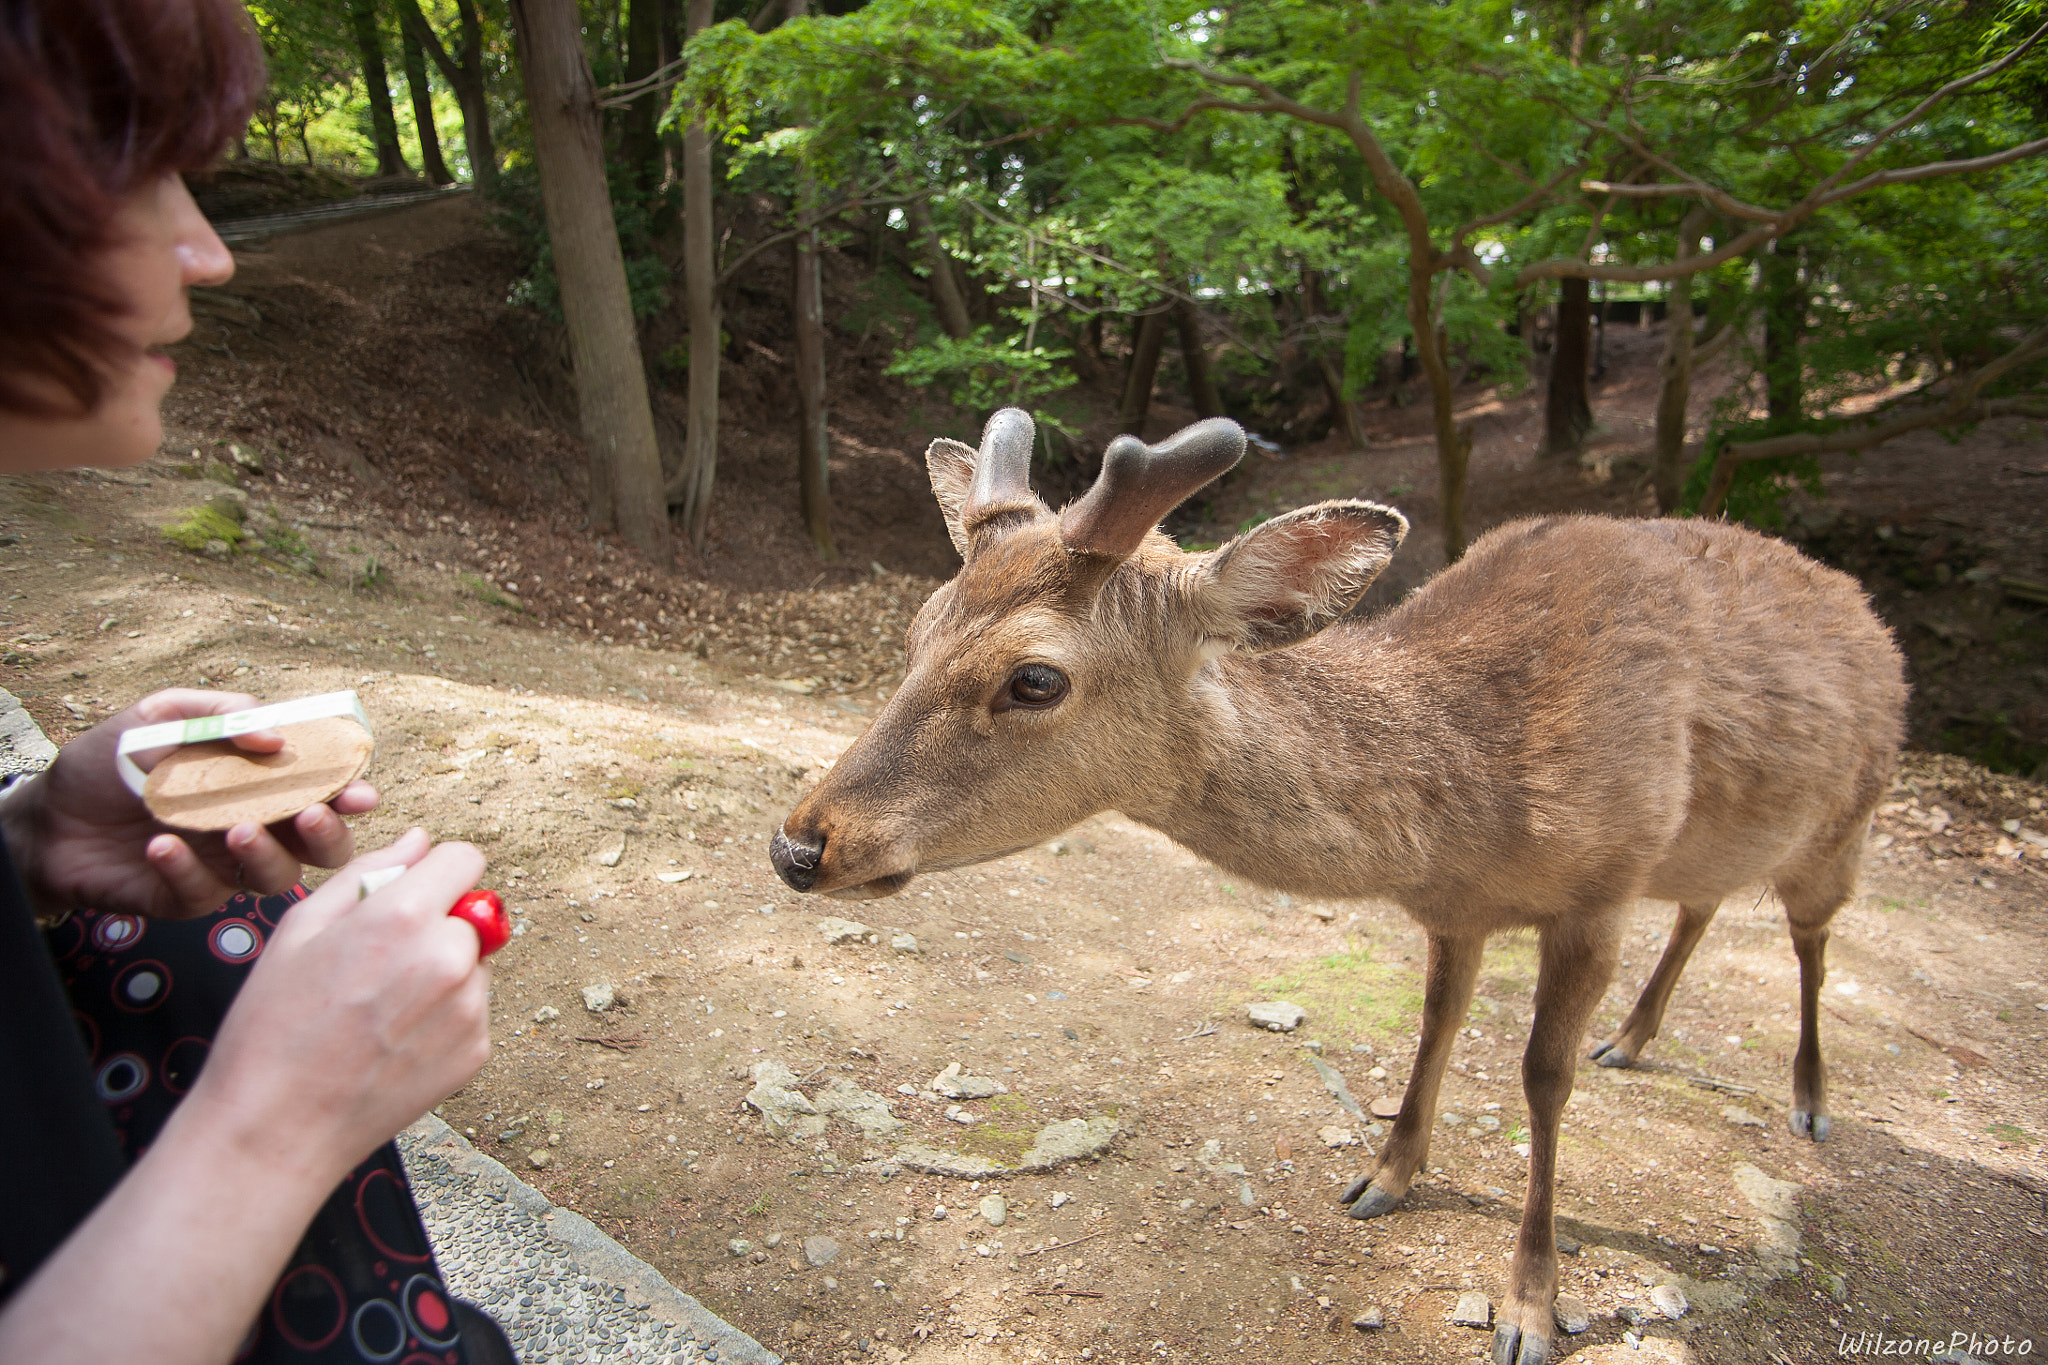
[449,889,510,958]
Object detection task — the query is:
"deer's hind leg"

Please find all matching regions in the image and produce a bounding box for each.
[1776,833,1865,1143]
[1493,915,1620,1365]
[1340,931,1483,1220]
[1589,900,1721,1069]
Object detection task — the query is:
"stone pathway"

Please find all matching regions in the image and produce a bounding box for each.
[401,1116,780,1365]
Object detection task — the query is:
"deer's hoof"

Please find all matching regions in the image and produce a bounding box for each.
[1341,1179,1405,1220]
[1588,1039,1636,1068]
[1491,1309,1553,1365]
[1790,1108,1832,1142]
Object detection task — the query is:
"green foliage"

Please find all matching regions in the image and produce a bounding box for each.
[350,555,392,594]
[459,573,527,612]
[1248,941,1423,1040]
[885,326,1073,416]
[161,503,248,555]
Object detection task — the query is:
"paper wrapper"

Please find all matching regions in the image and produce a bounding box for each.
[117,692,375,832]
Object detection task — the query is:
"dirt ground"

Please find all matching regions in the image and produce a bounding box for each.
[6,196,2046,1364]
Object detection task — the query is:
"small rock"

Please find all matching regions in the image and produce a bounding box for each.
[979,1195,1008,1227]
[765,1232,783,1248]
[1247,1001,1307,1032]
[745,1060,828,1141]
[932,1061,1007,1099]
[817,916,877,945]
[1439,1112,1466,1127]
[1553,1294,1591,1334]
[1351,1306,1385,1332]
[1450,1291,1492,1328]
[1723,1105,1765,1128]
[1049,1192,1071,1209]
[803,1235,840,1266]
[581,983,615,1013]
[532,1005,560,1024]
[1369,1094,1403,1120]
[1650,1283,1689,1319]
[1318,1126,1360,1149]
[1473,1114,1500,1132]
[1310,904,1337,921]
[890,931,920,954]
[1822,1272,1848,1304]
[728,1239,753,1257]
[527,1149,551,1169]
[589,833,626,868]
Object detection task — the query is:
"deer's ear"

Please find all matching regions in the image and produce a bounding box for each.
[926,437,978,559]
[1190,501,1407,653]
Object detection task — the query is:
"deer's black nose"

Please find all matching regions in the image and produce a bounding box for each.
[770,827,823,893]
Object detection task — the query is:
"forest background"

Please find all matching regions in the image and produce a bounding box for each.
[217,0,2045,770]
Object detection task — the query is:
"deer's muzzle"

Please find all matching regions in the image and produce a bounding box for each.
[769,826,822,893]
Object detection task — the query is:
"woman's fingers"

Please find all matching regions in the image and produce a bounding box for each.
[329,781,379,816]
[223,822,308,897]
[146,833,238,918]
[374,840,488,926]
[267,828,436,945]
[281,801,356,868]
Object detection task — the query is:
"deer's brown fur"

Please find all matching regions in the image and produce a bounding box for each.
[770,414,1905,1365]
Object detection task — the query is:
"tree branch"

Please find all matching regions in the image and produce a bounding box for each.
[1581,179,1777,222]
[1517,135,2048,286]
[717,182,908,284]
[1811,18,2048,199]
[1700,325,2048,515]
[596,53,688,108]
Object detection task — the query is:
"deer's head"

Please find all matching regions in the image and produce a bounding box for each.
[769,409,1406,899]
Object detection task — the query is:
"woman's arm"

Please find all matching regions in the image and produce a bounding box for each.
[0,832,492,1364]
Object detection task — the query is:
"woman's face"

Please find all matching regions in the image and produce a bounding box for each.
[0,172,232,473]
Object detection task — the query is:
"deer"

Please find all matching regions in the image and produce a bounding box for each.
[768,409,1905,1365]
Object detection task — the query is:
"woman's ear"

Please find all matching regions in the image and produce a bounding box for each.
[1188,501,1407,653]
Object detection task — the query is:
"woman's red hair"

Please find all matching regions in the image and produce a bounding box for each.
[0,0,265,416]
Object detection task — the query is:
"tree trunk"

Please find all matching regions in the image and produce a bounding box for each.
[1543,275,1594,457]
[509,0,671,561]
[907,197,973,341]
[347,0,410,178]
[1117,311,1169,434]
[673,0,720,547]
[400,25,454,185]
[622,0,663,194]
[792,182,837,562]
[1300,267,1364,448]
[1173,298,1223,418]
[1653,208,1710,514]
[397,0,497,192]
[1763,232,1805,424]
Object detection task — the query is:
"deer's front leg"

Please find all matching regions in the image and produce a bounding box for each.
[1493,917,1619,1365]
[1341,932,1484,1219]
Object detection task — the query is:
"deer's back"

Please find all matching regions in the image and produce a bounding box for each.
[1357,516,1904,915]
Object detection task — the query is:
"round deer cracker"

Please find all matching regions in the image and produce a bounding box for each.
[141,714,375,832]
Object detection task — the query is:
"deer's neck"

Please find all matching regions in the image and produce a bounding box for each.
[1125,631,1485,902]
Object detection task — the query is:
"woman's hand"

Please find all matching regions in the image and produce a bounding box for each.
[190,829,494,1184]
[0,832,492,1365]
[0,688,377,920]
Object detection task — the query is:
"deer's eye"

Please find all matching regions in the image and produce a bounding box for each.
[1005,663,1068,709]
